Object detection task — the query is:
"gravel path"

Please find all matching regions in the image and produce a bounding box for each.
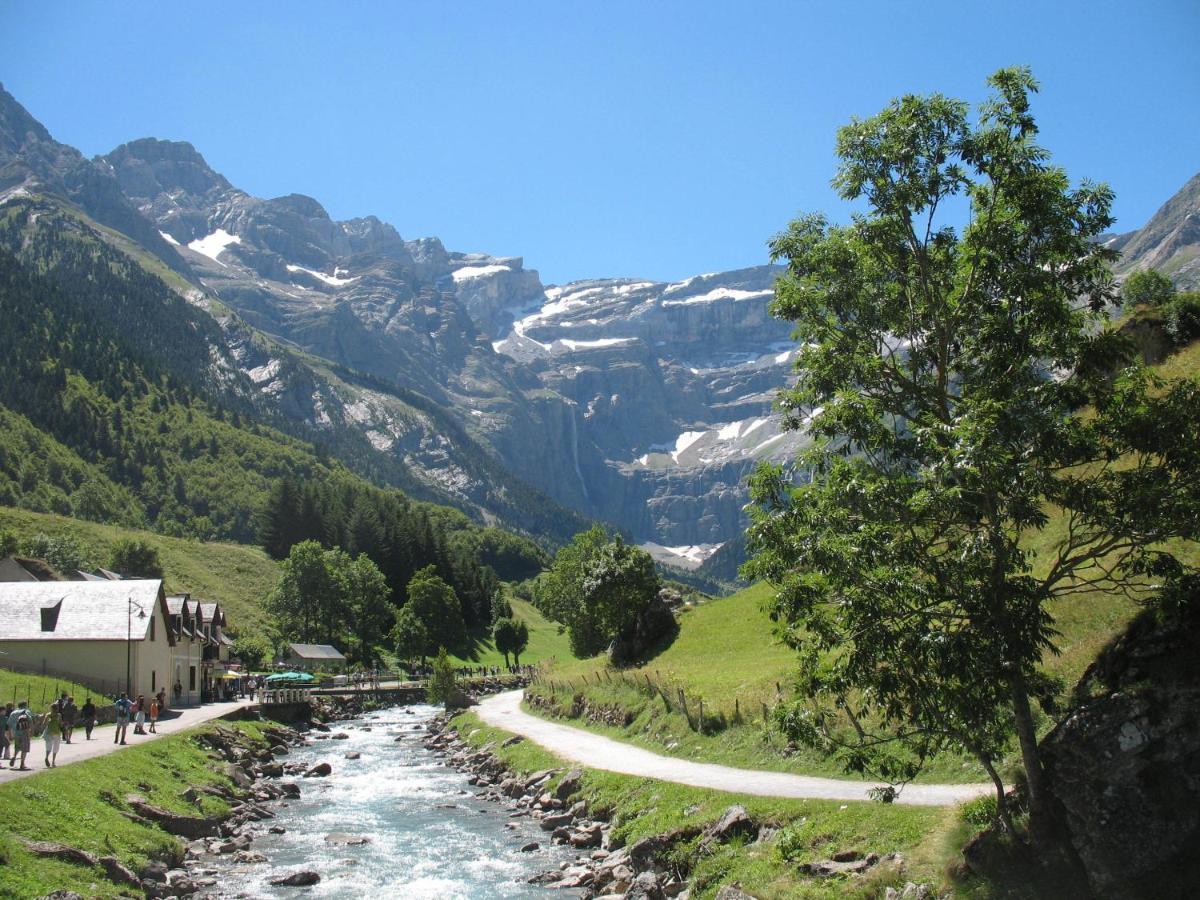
[0,699,254,784]
[476,689,991,807]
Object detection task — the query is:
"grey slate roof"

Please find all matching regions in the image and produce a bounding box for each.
[288,643,346,660]
[0,580,168,641]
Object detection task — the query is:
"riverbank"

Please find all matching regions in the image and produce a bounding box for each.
[445,711,958,899]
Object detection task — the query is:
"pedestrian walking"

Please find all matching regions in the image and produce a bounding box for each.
[113,693,132,744]
[148,696,159,733]
[61,694,77,744]
[0,703,11,761]
[42,700,63,767]
[133,695,146,735]
[81,697,96,740]
[156,687,167,715]
[7,701,33,770]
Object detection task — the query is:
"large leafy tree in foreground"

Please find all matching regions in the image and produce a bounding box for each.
[746,68,1200,842]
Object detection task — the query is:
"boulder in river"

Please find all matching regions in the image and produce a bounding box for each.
[270,870,321,886]
[304,762,332,777]
[324,833,371,846]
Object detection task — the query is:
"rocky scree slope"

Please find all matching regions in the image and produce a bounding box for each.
[99,132,809,559]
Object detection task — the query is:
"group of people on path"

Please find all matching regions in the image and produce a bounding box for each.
[1,688,164,770]
[112,690,163,745]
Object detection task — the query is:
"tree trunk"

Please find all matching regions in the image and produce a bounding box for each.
[1011,675,1053,845]
[978,752,1017,836]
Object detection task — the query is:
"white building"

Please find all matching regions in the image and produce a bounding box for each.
[0,579,174,700]
[165,595,204,706]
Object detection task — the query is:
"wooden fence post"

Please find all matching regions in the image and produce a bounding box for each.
[762,701,769,723]
[734,697,740,722]
[698,699,704,735]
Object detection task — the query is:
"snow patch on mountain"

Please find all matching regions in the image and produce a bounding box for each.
[187,229,241,266]
[452,263,512,282]
[661,287,773,307]
[557,337,635,351]
[286,263,358,287]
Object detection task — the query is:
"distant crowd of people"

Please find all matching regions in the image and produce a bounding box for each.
[2,689,165,770]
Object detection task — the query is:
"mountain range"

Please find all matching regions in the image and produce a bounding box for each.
[1,82,1195,577]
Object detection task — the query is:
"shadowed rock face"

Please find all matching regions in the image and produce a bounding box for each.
[0,85,186,274]
[1041,601,1200,899]
[1112,172,1200,291]
[93,133,807,551]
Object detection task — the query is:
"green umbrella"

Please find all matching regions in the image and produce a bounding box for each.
[265,671,309,682]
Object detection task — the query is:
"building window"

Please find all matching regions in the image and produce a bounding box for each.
[150,616,156,642]
[152,670,157,690]
[189,666,196,691]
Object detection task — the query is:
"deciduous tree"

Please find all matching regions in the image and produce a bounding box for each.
[746,67,1200,844]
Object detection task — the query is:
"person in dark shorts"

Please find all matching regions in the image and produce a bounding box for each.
[113,693,132,745]
[8,701,33,769]
[61,694,77,744]
[80,698,97,740]
[0,704,10,761]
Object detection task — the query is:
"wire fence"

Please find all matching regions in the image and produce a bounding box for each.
[531,667,782,735]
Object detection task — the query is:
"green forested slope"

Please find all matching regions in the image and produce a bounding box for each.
[0,506,279,634]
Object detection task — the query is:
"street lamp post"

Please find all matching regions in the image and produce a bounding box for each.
[127,597,147,695]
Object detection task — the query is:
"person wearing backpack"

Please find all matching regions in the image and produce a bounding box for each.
[113,693,132,745]
[8,701,33,770]
[42,700,63,767]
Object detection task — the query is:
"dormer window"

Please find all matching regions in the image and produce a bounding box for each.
[40,599,63,632]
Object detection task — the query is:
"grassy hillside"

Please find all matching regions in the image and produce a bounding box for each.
[531,338,1200,782]
[0,506,279,636]
[0,720,272,898]
[0,667,97,710]
[449,597,573,668]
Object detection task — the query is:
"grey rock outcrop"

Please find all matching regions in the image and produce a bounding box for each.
[1041,600,1200,899]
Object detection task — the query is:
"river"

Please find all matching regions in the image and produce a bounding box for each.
[210,704,576,898]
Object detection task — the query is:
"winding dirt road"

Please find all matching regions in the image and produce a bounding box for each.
[476,690,990,807]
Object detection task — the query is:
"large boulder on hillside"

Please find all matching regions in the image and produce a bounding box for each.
[1041,599,1200,899]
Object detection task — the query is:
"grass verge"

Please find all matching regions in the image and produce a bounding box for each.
[452,710,958,899]
[0,718,269,899]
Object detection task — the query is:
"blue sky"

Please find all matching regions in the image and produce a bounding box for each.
[3,0,1197,284]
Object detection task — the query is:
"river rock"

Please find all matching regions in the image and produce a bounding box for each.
[520,841,540,852]
[98,856,140,887]
[570,823,604,849]
[140,860,169,883]
[626,871,665,900]
[304,762,332,777]
[555,768,584,800]
[714,886,760,899]
[269,870,321,886]
[125,796,223,838]
[344,751,361,760]
[325,832,371,846]
[799,853,879,877]
[539,812,574,831]
[701,805,756,848]
[269,825,287,834]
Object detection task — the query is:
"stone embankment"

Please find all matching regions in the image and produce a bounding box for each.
[426,718,758,899]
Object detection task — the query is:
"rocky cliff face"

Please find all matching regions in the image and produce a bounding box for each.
[95,131,806,555]
[1041,599,1200,899]
[8,82,1191,559]
[1110,171,1200,290]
